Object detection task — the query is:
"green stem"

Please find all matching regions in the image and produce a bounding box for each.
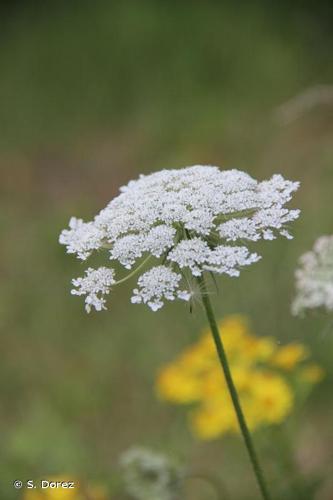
[197,274,272,500]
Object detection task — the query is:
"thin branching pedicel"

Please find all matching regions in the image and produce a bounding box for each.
[59,165,300,312]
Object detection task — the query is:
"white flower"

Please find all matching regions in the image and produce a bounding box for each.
[71,267,116,313]
[120,447,184,500]
[110,233,145,269]
[167,238,260,277]
[292,235,333,315]
[60,165,300,311]
[59,217,104,260]
[204,245,261,276]
[168,238,211,276]
[143,225,176,257]
[218,208,300,242]
[131,266,190,311]
[219,217,260,242]
[183,208,215,235]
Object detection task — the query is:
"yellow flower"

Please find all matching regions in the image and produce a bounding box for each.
[270,343,309,370]
[179,340,216,372]
[190,370,293,439]
[156,364,203,403]
[242,336,276,363]
[191,401,236,439]
[299,364,325,383]
[248,371,294,424]
[156,315,323,440]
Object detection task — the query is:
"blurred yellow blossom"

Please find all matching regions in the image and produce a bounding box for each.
[270,343,309,370]
[157,364,203,403]
[299,364,325,383]
[23,478,107,500]
[156,315,324,439]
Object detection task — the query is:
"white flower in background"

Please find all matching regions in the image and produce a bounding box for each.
[120,447,184,500]
[59,165,300,312]
[292,235,333,315]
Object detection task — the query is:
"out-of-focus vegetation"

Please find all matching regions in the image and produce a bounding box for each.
[1,1,333,499]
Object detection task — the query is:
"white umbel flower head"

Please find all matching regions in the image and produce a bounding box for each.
[59,165,300,312]
[292,235,333,315]
[120,447,184,500]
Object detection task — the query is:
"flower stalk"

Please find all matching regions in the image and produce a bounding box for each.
[197,274,272,500]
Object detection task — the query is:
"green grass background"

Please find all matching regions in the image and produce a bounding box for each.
[1,1,333,498]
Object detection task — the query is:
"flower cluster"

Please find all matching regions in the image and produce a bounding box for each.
[292,235,333,316]
[71,267,116,313]
[120,447,184,500]
[60,166,300,312]
[156,316,324,439]
[131,266,191,311]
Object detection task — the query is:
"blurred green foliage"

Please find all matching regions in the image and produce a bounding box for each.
[1,2,333,499]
